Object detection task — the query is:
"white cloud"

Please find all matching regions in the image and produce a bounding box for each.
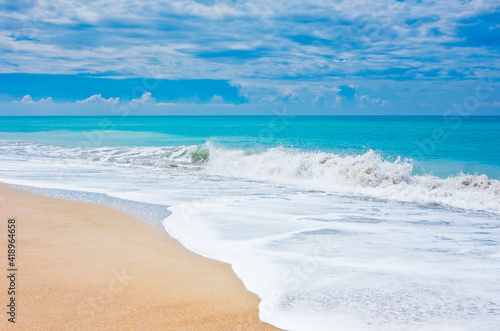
[312,93,322,104]
[463,101,500,108]
[259,96,276,103]
[130,91,155,104]
[310,85,343,106]
[76,94,119,104]
[209,95,224,104]
[280,90,304,103]
[12,95,53,104]
[170,1,246,20]
[4,0,494,83]
[2,0,499,114]
[77,92,156,106]
[360,95,387,107]
[20,95,33,103]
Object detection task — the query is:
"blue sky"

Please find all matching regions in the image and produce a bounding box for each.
[0,0,499,115]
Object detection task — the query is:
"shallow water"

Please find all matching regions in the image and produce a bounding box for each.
[0,116,499,330]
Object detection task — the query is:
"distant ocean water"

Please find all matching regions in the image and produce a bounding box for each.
[1,116,499,330]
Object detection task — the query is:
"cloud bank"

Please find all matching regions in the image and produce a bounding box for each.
[76,94,119,104]
[12,95,53,104]
[0,0,499,114]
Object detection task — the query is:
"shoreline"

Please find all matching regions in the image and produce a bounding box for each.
[0,182,279,330]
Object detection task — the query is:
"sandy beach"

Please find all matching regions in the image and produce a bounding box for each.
[0,183,278,330]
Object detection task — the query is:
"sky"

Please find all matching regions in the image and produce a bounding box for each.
[0,0,499,115]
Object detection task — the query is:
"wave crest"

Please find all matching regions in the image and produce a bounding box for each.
[205,143,500,213]
[207,146,413,188]
[1,140,498,213]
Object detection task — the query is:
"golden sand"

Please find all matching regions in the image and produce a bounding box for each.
[0,183,279,330]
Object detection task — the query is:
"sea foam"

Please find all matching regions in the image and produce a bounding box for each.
[1,138,499,331]
[1,140,498,213]
[205,143,500,213]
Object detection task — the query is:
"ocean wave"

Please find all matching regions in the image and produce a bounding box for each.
[204,143,500,213]
[1,140,499,213]
[0,140,209,170]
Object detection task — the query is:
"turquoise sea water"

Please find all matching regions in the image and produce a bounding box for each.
[1,115,500,330]
[1,116,499,178]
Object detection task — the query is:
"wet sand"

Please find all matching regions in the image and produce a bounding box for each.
[0,183,279,330]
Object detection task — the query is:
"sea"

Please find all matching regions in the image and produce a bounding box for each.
[0,116,499,331]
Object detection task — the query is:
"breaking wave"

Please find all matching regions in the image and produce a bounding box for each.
[0,140,210,170]
[205,143,500,213]
[1,140,498,213]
